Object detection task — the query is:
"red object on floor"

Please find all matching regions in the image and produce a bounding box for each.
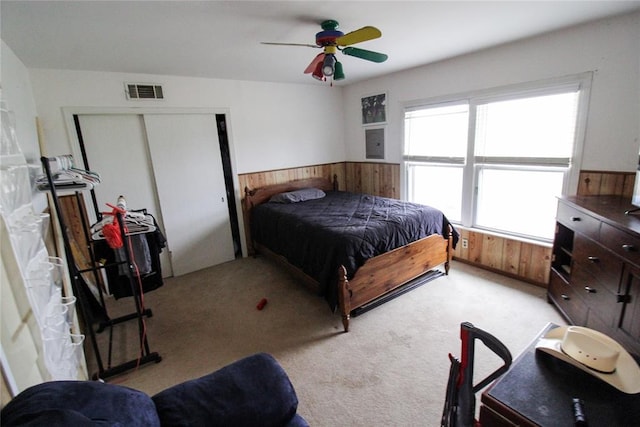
[256,298,268,310]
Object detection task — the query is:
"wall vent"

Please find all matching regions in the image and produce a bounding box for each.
[125,83,164,100]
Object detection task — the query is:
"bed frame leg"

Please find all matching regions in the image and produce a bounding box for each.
[337,265,351,332]
[445,224,454,275]
[342,313,350,333]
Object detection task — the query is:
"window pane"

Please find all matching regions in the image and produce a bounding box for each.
[475,168,564,240]
[475,92,578,159]
[405,104,469,157]
[407,164,462,222]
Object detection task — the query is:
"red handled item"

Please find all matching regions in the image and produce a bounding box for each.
[256,298,268,310]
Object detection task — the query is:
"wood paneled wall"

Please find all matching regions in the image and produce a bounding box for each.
[238,164,635,288]
[577,170,635,197]
[237,162,401,198]
[452,229,552,285]
[238,162,346,194]
[344,162,400,198]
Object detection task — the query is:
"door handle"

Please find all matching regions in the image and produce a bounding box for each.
[622,244,637,252]
[561,294,570,300]
[584,286,597,293]
[570,216,581,222]
[587,256,600,263]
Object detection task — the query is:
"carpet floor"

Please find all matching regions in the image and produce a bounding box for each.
[88,257,566,426]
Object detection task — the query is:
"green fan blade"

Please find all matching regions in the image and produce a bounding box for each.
[342,47,388,63]
[336,26,381,46]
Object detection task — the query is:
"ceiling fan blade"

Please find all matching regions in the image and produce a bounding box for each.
[341,47,388,63]
[336,26,381,46]
[261,42,320,48]
[304,53,325,73]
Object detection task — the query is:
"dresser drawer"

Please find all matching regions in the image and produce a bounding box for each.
[556,202,601,240]
[585,310,617,341]
[600,222,640,267]
[571,267,618,329]
[572,234,623,293]
[548,270,587,325]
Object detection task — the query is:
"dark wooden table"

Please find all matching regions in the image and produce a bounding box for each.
[479,323,640,427]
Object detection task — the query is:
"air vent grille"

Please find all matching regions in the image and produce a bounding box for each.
[125,83,164,100]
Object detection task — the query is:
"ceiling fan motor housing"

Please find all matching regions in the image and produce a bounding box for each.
[316,29,343,46]
[316,20,343,46]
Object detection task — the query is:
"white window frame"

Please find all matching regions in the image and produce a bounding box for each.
[401,73,592,241]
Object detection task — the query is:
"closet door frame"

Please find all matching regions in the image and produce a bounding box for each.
[61,106,246,259]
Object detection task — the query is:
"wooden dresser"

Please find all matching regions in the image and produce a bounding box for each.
[549,195,640,357]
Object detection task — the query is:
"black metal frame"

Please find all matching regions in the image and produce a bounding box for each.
[41,156,161,381]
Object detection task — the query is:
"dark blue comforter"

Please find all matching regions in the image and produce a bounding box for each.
[251,191,459,309]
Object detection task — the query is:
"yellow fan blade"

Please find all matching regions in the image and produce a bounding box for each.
[336,26,381,46]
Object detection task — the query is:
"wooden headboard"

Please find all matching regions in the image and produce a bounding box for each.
[242,175,338,255]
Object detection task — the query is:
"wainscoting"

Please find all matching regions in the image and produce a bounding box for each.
[238,164,634,287]
[577,170,635,197]
[238,162,347,196]
[344,162,400,198]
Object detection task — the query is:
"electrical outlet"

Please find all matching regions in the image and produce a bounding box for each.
[462,238,469,249]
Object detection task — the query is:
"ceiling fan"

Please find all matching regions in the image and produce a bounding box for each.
[261,19,388,82]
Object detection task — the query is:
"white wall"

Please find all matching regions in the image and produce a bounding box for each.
[1,40,40,165]
[28,69,345,175]
[0,40,50,396]
[1,41,47,212]
[343,11,640,177]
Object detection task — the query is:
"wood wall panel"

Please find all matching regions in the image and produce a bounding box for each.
[344,162,400,198]
[577,170,635,197]
[238,162,346,194]
[452,230,552,286]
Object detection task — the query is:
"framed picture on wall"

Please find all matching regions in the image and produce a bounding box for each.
[361,93,387,125]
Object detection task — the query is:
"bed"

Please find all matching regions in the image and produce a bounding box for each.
[242,176,458,332]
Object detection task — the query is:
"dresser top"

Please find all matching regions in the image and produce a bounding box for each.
[560,195,640,237]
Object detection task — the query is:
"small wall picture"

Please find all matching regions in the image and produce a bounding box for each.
[361,93,386,125]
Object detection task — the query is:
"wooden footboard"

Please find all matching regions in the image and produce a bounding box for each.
[338,228,452,332]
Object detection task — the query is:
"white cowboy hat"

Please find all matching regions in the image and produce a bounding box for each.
[535,325,640,394]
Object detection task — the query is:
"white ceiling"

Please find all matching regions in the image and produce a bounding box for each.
[2,1,639,86]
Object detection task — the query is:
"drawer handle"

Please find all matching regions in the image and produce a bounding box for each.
[587,256,600,263]
[570,216,581,222]
[622,244,637,252]
[584,286,597,293]
[561,294,570,300]
[617,293,631,303]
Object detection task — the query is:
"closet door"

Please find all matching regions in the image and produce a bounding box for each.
[143,114,235,276]
[77,114,173,277]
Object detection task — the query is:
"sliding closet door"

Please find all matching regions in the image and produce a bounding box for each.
[77,114,173,277]
[143,114,235,276]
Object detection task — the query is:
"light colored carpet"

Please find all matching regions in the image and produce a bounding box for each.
[90,258,566,426]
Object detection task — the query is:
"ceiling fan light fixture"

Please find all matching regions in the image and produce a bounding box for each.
[334,61,345,80]
[322,54,336,76]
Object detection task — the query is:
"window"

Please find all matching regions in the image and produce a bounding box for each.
[403,75,590,241]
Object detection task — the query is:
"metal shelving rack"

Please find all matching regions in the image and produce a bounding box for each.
[40,156,161,380]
